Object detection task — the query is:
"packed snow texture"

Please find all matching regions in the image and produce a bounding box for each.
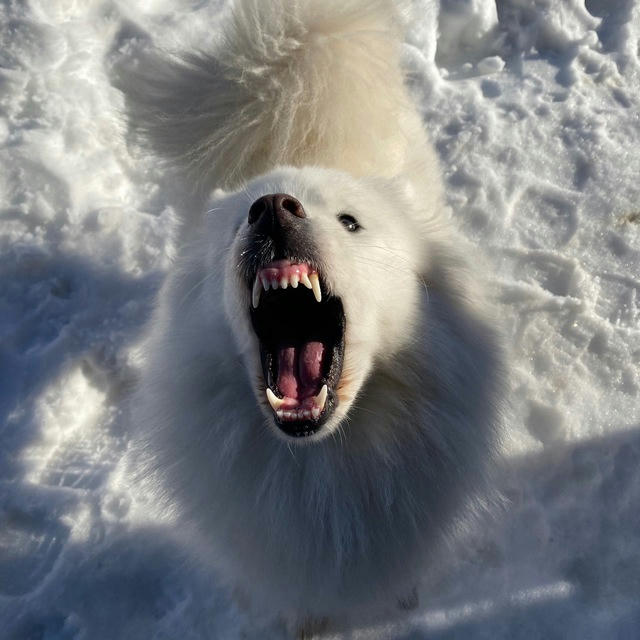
[1,0,640,638]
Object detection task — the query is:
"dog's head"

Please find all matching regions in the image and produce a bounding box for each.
[218,167,426,443]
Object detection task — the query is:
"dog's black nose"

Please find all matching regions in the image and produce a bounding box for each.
[248,193,306,226]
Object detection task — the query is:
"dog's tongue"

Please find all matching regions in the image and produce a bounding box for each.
[277,342,324,399]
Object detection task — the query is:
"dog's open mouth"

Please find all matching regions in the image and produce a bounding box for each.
[249,259,345,438]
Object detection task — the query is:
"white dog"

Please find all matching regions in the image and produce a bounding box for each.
[120,0,505,636]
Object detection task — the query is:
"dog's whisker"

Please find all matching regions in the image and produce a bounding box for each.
[176,270,218,309]
[352,243,415,266]
[286,442,299,463]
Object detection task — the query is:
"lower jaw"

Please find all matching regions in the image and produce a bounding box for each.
[259,357,340,438]
[270,399,334,439]
[277,421,323,438]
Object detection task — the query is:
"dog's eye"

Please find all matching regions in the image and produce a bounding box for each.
[337,213,361,233]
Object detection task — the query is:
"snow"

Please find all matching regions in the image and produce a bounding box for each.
[1,0,639,638]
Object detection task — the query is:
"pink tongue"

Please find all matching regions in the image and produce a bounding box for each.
[277,342,325,400]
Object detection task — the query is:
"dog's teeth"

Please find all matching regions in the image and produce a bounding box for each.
[311,407,321,419]
[252,277,262,308]
[313,384,328,411]
[300,273,312,289]
[266,388,284,410]
[261,275,270,291]
[309,273,321,302]
[290,274,299,288]
[280,276,288,289]
[276,409,284,420]
[270,279,278,290]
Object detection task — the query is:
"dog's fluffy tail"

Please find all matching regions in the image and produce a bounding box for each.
[116,0,418,192]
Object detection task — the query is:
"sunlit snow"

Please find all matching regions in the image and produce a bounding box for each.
[1,0,639,638]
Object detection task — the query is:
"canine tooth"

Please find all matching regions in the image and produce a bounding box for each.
[290,274,299,288]
[309,273,321,302]
[311,407,321,419]
[266,388,284,410]
[280,276,288,289]
[300,273,312,289]
[252,277,262,308]
[314,383,328,410]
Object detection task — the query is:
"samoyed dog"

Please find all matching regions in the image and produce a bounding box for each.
[120,0,504,635]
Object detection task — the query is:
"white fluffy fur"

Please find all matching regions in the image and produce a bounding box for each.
[121,0,505,634]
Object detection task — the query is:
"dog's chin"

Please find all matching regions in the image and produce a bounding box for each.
[257,392,348,445]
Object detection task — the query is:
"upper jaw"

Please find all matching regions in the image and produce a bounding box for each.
[251,259,323,308]
[247,258,345,440]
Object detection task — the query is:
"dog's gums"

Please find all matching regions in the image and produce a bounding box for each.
[249,259,345,437]
[251,260,321,306]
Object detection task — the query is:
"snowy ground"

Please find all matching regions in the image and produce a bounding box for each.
[2,0,640,638]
